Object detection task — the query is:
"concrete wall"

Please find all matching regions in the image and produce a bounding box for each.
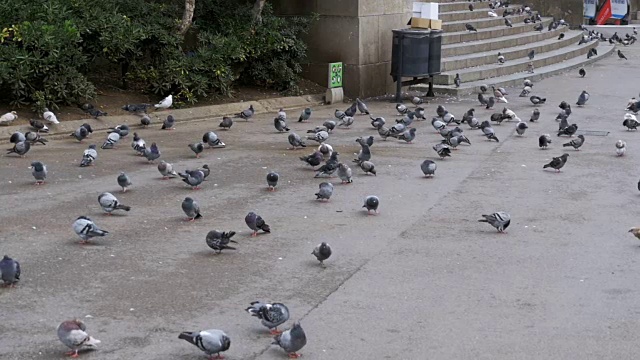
[272,0,413,98]
[516,0,583,26]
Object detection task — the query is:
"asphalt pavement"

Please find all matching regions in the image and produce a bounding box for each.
[1,43,640,360]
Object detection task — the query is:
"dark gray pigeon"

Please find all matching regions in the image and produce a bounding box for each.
[354,137,371,163]
[486,96,495,109]
[0,255,20,287]
[98,192,131,214]
[543,153,570,172]
[80,145,98,167]
[267,172,279,191]
[30,119,49,133]
[323,120,336,132]
[359,160,376,175]
[181,197,202,221]
[143,142,161,162]
[203,131,225,148]
[420,160,437,177]
[345,102,357,117]
[288,133,307,150]
[539,134,552,149]
[315,152,340,177]
[482,126,499,142]
[122,104,150,113]
[219,116,233,130]
[70,125,89,142]
[315,182,334,201]
[57,320,101,357]
[161,114,175,130]
[198,164,211,180]
[356,98,370,114]
[26,132,47,146]
[557,124,578,137]
[179,329,231,358]
[363,195,380,214]
[312,242,332,265]
[623,114,639,130]
[245,212,271,236]
[10,132,25,144]
[273,322,307,358]
[478,212,511,233]
[140,114,151,127]
[189,142,205,158]
[530,96,546,105]
[515,122,528,136]
[7,141,30,157]
[298,108,312,122]
[576,90,590,106]
[179,170,205,190]
[299,151,323,168]
[72,216,109,244]
[530,108,540,122]
[205,230,237,253]
[30,161,47,185]
[117,172,132,192]
[274,117,290,132]
[433,143,451,158]
[108,124,129,138]
[238,105,255,120]
[563,134,585,150]
[247,301,289,333]
[396,128,416,143]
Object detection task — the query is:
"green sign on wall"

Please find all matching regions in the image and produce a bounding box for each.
[329,62,343,88]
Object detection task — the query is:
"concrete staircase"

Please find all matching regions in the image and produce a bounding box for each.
[412,1,615,95]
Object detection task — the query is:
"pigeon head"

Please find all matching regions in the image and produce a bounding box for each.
[88,144,97,149]
[184,197,194,203]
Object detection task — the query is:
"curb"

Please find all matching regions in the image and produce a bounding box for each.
[1,94,325,144]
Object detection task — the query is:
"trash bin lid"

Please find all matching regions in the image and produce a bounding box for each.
[392,28,431,34]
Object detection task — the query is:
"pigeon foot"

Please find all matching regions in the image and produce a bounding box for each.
[287,353,301,358]
[269,328,282,335]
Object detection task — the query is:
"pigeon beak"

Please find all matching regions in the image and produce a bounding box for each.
[629,229,635,233]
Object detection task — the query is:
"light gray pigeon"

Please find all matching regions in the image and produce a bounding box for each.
[576,90,590,106]
[73,216,109,244]
[155,94,173,110]
[298,108,312,122]
[179,329,231,358]
[158,160,178,179]
[30,161,47,185]
[179,170,205,190]
[616,140,626,156]
[482,126,499,142]
[57,320,101,357]
[203,131,225,148]
[0,255,20,287]
[117,172,132,192]
[25,131,47,145]
[318,143,334,158]
[315,182,334,201]
[274,116,290,132]
[396,103,408,115]
[267,172,279,191]
[307,130,329,144]
[205,230,237,253]
[530,108,540,122]
[322,120,336,132]
[396,128,417,143]
[219,116,233,129]
[312,242,332,265]
[0,111,17,125]
[245,212,271,236]
[272,322,307,358]
[80,145,97,167]
[478,212,511,232]
[10,131,25,144]
[101,132,120,149]
[363,195,380,214]
[161,114,175,129]
[238,105,255,120]
[563,135,585,150]
[411,97,424,106]
[356,98,370,114]
[515,122,528,136]
[143,142,161,162]
[7,141,30,157]
[288,133,307,150]
[246,301,290,334]
[354,137,371,163]
[420,160,437,177]
[337,163,353,184]
[338,116,354,128]
[182,197,202,221]
[98,192,131,214]
[131,132,146,154]
[378,125,392,140]
[359,160,376,176]
[189,142,205,158]
[370,116,386,129]
[277,108,286,120]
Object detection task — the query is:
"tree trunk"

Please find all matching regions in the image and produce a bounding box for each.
[252,0,267,25]
[178,0,196,36]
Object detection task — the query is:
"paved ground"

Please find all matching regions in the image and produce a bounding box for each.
[1,43,640,360]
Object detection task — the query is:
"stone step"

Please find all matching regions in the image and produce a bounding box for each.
[443,12,535,32]
[442,28,580,72]
[443,26,567,57]
[439,8,507,22]
[433,39,599,85]
[410,43,615,96]
[437,1,496,12]
[443,18,553,45]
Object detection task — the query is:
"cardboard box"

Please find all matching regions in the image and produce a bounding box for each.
[429,19,442,30]
[421,3,439,20]
[409,17,431,29]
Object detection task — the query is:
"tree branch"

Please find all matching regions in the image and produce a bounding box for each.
[252,0,267,25]
[178,0,196,36]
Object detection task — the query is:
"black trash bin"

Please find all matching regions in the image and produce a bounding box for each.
[390,29,431,80]
[428,30,443,75]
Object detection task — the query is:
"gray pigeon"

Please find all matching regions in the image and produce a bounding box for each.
[161,114,176,130]
[30,119,49,133]
[117,172,132,192]
[338,116,354,128]
[267,172,279,191]
[247,301,289,334]
[198,164,211,180]
[0,255,20,287]
[277,108,286,120]
[203,131,225,148]
[179,170,205,190]
[189,142,205,158]
[543,153,570,172]
[299,151,323,168]
[30,161,47,185]
[396,128,417,143]
[238,105,255,120]
[539,134,552,149]
[72,216,109,244]
[411,96,424,106]
[623,114,639,130]
[298,108,312,122]
[482,126,499,142]
[359,160,377,176]
[25,131,48,144]
[576,90,590,106]
[335,109,346,120]
[420,160,437,177]
[181,197,202,221]
[179,329,231,358]
[288,133,307,150]
[57,320,101,357]
[140,114,151,127]
[318,143,334,158]
[245,212,271,236]
[396,103,408,115]
[272,322,306,358]
[7,141,30,157]
[478,93,488,106]
[354,137,371,163]
[478,212,511,232]
[122,104,150,113]
[205,230,238,253]
[274,117,290,132]
[515,122,528,136]
[345,102,357,117]
[219,116,233,130]
[558,124,578,137]
[101,131,120,149]
[337,163,353,184]
[323,120,336,132]
[108,124,129,138]
[71,125,89,142]
[356,98,370,114]
[143,143,161,162]
[486,96,495,109]
[312,242,332,265]
[80,145,98,167]
[433,143,451,158]
[10,131,26,144]
[363,195,380,214]
[307,130,329,144]
[131,132,146,154]
[158,160,178,179]
[315,152,340,177]
[315,182,334,201]
[563,135,585,150]
[370,116,386,129]
[98,192,131,214]
[530,108,540,122]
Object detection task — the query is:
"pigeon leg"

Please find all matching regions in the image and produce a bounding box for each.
[210,354,225,360]
[186,218,195,222]
[251,231,258,237]
[196,154,200,158]
[287,353,301,358]
[122,187,127,192]
[65,350,79,357]
[270,328,282,335]
[105,213,112,216]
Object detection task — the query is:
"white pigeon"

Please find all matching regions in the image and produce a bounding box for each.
[488,10,497,17]
[616,140,626,156]
[154,94,173,110]
[0,111,18,125]
[503,108,521,122]
[43,108,59,124]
